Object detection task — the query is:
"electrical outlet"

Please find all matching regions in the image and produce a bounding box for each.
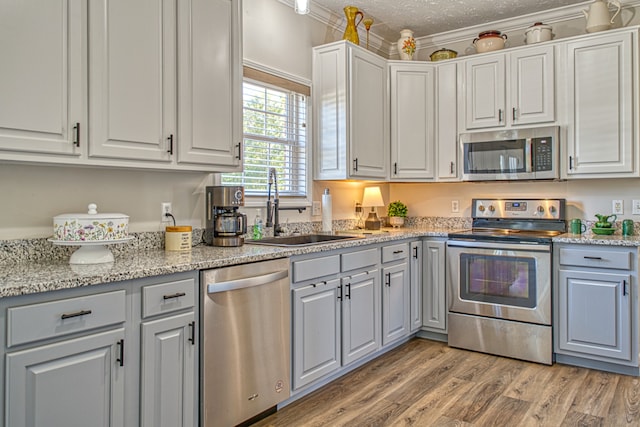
[312,201,321,216]
[612,199,624,215]
[633,200,640,215]
[451,200,460,213]
[161,202,172,222]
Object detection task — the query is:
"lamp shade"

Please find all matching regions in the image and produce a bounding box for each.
[362,187,384,207]
[294,0,309,14]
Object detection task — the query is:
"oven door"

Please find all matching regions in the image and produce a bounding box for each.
[447,239,551,325]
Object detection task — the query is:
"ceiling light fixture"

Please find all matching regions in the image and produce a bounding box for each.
[294,0,310,15]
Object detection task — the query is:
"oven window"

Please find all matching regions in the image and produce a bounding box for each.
[459,253,536,308]
[464,139,526,174]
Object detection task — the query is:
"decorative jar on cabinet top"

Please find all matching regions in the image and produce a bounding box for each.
[397,29,416,60]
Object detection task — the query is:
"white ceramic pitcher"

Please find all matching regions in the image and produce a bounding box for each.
[583,0,622,33]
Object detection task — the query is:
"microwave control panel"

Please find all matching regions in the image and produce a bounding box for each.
[532,137,553,172]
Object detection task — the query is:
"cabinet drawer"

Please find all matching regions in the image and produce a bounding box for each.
[342,248,378,272]
[382,243,409,263]
[558,247,633,270]
[142,278,196,319]
[7,290,126,348]
[292,255,340,283]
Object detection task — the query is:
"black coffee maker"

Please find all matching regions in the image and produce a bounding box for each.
[204,186,247,247]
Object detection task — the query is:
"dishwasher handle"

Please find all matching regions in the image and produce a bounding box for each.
[207,270,288,294]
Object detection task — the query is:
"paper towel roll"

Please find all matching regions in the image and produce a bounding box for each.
[322,189,332,232]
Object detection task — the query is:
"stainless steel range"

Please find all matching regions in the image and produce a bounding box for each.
[446,198,566,365]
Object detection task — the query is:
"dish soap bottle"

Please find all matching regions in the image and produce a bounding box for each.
[253,214,263,240]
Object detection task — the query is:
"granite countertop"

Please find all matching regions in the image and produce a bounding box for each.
[0,228,450,299]
[553,232,640,247]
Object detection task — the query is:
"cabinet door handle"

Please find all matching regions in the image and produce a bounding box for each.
[584,256,602,260]
[385,272,391,287]
[338,284,343,300]
[345,283,351,300]
[512,107,517,121]
[498,109,503,123]
[163,292,186,300]
[167,134,174,155]
[116,339,124,367]
[569,156,574,170]
[450,161,455,174]
[235,142,242,160]
[623,280,629,296]
[61,309,92,320]
[73,122,80,147]
[189,321,196,345]
[394,162,397,175]
[413,246,418,259]
[353,158,358,172]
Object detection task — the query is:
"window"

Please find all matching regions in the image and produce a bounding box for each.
[221,70,308,199]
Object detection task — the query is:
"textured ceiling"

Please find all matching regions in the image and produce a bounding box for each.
[310,0,588,41]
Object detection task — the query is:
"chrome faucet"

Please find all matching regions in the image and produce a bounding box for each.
[266,168,283,236]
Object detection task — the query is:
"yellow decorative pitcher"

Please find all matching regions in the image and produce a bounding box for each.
[343,6,364,45]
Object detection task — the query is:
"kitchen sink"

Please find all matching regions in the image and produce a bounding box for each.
[248,233,363,247]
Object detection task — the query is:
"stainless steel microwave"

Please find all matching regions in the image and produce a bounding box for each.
[460,126,559,181]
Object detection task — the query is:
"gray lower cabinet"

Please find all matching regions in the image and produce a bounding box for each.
[554,244,638,369]
[292,279,341,389]
[139,277,196,427]
[381,243,410,346]
[409,241,423,332]
[6,328,126,427]
[422,239,447,332]
[341,269,379,365]
[0,271,198,427]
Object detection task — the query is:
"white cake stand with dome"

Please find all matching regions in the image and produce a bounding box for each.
[50,203,131,264]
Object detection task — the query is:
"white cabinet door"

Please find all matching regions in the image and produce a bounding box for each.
[510,45,555,125]
[0,0,84,157]
[557,269,632,361]
[313,41,388,180]
[422,240,447,332]
[5,329,125,427]
[565,30,636,177]
[140,312,195,427]
[409,241,423,332]
[390,63,435,180]
[88,0,175,162]
[436,62,458,180]
[292,279,341,390]
[464,54,505,129]
[381,262,410,346]
[177,0,241,169]
[341,270,380,365]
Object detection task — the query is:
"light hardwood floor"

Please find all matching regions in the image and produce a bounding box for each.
[253,339,640,426]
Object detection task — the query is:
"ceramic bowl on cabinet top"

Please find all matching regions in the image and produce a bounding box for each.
[525,22,553,44]
[430,48,457,61]
[53,203,129,242]
[473,30,507,53]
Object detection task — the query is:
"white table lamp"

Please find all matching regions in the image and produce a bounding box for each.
[362,187,384,230]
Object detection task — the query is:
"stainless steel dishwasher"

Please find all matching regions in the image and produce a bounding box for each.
[201,258,290,427]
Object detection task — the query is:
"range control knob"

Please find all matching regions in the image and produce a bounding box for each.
[537,206,545,214]
[478,205,485,212]
[488,205,495,212]
[549,206,557,214]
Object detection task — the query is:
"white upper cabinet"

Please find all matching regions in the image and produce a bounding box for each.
[0,0,242,172]
[562,29,638,178]
[313,41,389,180]
[389,62,436,180]
[463,45,555,130]
[0,0,85,157]
[436,62,459,180]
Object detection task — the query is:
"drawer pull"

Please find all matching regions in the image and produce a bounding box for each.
[116,339,124,367]
[583,256,603,260]
[163,292,187,300]
[189,321,196,345]
[393,250,404,254]
[61,309,92,320]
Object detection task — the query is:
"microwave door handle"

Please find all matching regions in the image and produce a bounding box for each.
[526,139,533,173]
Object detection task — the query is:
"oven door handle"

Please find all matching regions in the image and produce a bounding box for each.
[447,239,550,252]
